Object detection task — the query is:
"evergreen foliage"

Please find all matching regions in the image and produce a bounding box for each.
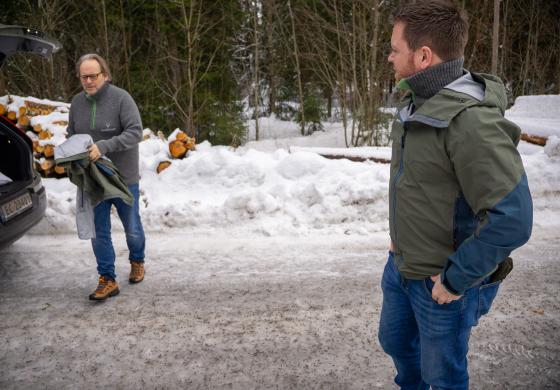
[1,0,558,146]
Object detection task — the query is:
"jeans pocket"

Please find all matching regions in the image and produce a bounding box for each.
[477,281,501,319]
[423,277,434,298]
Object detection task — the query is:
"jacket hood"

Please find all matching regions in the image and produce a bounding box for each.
[399,72,511,131]
[447,72,509,114]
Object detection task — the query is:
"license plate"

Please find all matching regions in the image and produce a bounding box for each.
[1,193,33,222]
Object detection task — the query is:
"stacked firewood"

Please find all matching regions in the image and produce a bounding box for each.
[0,96,69,178]
[157,129,196,174]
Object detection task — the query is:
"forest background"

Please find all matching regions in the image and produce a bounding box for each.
[0,0,558,147]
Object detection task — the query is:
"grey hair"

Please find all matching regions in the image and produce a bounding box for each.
[75,53,112,81]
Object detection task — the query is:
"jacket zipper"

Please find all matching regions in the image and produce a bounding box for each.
[86,95,96,129]
[391,126,407,248]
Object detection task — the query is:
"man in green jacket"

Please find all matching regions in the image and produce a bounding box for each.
[378,1,533,389]
[67,54,146,300]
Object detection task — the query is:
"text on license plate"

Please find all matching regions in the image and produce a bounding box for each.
[1,193,33,222]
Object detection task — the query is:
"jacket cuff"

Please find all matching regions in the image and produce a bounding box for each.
[96,141,109,155]
[441,274,461,296]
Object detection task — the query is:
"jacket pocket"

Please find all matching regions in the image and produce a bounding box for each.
[477,280,501,319]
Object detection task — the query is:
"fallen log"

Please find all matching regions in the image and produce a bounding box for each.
[319,154,391,164]
[520,133,547,146]
[289,146,391,164]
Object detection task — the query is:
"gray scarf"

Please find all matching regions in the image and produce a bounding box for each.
[405,57,464,107]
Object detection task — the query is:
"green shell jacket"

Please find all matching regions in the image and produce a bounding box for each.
[57,155,133,207]
[55,134,133,239]
[389,71,533,294]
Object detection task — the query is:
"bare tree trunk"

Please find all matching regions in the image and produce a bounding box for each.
[521,0,535,95]
[263,0,277,116]
[350,2,359,146]
[499,0,508,78]
[491,0,500,75]
[369,0,380,145]
[119,0,131,91]
[557,22,560,94]
[182,0,198,134]
[466,0,487,69]
[101,0,110,63]
[251,1,260,141]
[332,0,349,147]
[287,0,305,136]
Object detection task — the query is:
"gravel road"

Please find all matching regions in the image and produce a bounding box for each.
[0,229,558,389]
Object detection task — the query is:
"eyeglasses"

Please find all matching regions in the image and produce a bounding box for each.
[79,72,103,82]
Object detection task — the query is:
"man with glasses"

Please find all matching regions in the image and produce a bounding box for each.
[67,53,146,300]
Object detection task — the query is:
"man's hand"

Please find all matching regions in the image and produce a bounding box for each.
[88,144,101,162]
[430,274,462,304]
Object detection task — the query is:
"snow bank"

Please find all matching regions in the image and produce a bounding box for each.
[22,93,560,238]
[506,95,560,138]
[42,140,390,236]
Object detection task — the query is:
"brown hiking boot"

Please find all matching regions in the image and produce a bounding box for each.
[89,276,119,301]
[129,261,145,283]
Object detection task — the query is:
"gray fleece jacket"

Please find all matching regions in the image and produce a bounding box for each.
[66,83,143,185]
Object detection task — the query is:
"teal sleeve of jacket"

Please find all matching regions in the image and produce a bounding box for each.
[442,106,533,294]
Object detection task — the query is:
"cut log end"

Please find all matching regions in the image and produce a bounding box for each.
[54,165,66,175]
[38,130,53,140]
[157,161,172,174]
[17,115,30,128]
[169,140,187,159]
[43,144,55,158]
[39,159,55,171]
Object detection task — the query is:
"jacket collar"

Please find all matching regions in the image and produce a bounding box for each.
[85,82,111,100]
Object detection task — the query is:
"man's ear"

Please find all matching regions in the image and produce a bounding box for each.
[415,46,442,70]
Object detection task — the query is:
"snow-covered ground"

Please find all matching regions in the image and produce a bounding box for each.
[1,94,559,389]
[28,94,560,240]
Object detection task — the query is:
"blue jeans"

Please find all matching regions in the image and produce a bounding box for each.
[91,184,145,280]
[378,252,500,390]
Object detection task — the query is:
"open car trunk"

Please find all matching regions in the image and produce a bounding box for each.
[0,24,57,248]
[0,25,61,67]
[0,117,34,195]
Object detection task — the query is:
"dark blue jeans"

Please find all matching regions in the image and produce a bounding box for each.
[378,252,500,390]
[91,184,145,280]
